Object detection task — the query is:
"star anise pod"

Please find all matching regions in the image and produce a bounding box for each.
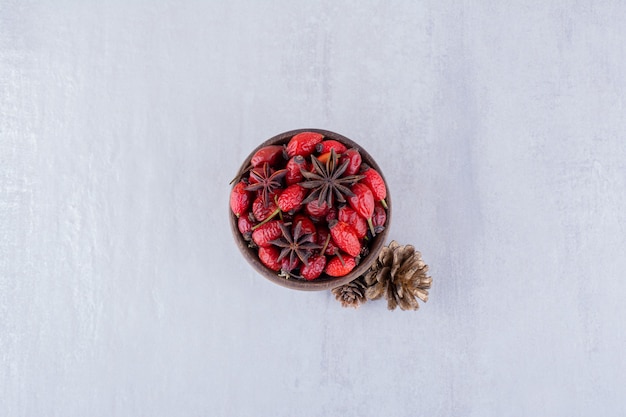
[245,162,287,207]
[299,149,364,208]
[269,221,321,272]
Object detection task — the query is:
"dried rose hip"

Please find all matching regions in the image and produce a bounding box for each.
[339,148,361,176]
[338,206,368,239]
[325,207,338,222]
[252,195,278,222]
[251,220,282,247]
[281,256,300,273]
[286,132,324,158]
[293,214,316,237]
[277,184,307,213]
[372,204,387,234]
[325,255,356,277]
[238,213,254,234]
[316,226,339,256]
[258,246,281,271]
[316,139,347,155]
[230,180,251,218]
[347,182,375,236]
[285,155,307,186]
[360,163,387,208]
[250,145,285,168]
[301,255,327,280]
[328,220,361,257]
[305,199,330,218]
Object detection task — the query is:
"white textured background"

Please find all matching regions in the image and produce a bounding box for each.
[2,1,626,416]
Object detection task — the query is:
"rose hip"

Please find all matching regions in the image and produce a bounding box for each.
[372,204,387,233]
[281,256,300,273]
[347,183,374,218]
[360,163,387,208]
[316,139,347,155]
[317,226,339,256]
[238,213,254,236]
[305,199,330,218]
[252,220,282,247]
[250,145,285,168]
[339,148,361,176]
[293,214,316,237]
[252,195,278,222]
[286,131,324,158]
[347,182,375,235]
[338,206,368,239]
[325,207,337,222]
[285,155,307,186]
[230,180,251,218]
[328,220,361,257]
[277,184,307,213]
[301,255,327,280]
[258,246,281,271]
[325,255,356,277]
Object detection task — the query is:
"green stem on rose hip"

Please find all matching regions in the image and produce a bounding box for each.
[251,207,281,231]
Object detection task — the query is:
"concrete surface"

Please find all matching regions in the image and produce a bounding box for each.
[2,1,625,416]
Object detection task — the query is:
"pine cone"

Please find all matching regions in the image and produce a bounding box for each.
[331,278,367,309]
[364,241,432,311]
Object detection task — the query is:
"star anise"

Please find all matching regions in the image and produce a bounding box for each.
[269,221,321,272]
[299,149,364,207]
[244,162,286,207]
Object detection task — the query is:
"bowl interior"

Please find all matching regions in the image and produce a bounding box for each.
[229,128,392,291]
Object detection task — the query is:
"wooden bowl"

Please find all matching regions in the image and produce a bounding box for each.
[229,128,392,291]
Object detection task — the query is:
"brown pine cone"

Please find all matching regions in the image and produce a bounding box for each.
[331,278,367,309]
[364,241,432,311]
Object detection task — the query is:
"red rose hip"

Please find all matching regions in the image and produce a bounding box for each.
[305,199,330,218]
[252,220,283,247]
[325,255,356,277]
[338,206,368,239]
[281,256,300,273]
[339,148,361,176]
[316,139,347,155]
[286,132,324,158]
[317,226,339,256]
[252,195,278,222]
[230,180,251,218]
[285,155,307,185]
[250,145,285,168]
[372,204,387,233]
[293,214,316,237]
[277,184,307,213]
[238,213,254,235]
[301,255,327,280]
[258,246,281,271]
[328,220,361,257]
[360,163,388,208]
[347,182,376,236]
